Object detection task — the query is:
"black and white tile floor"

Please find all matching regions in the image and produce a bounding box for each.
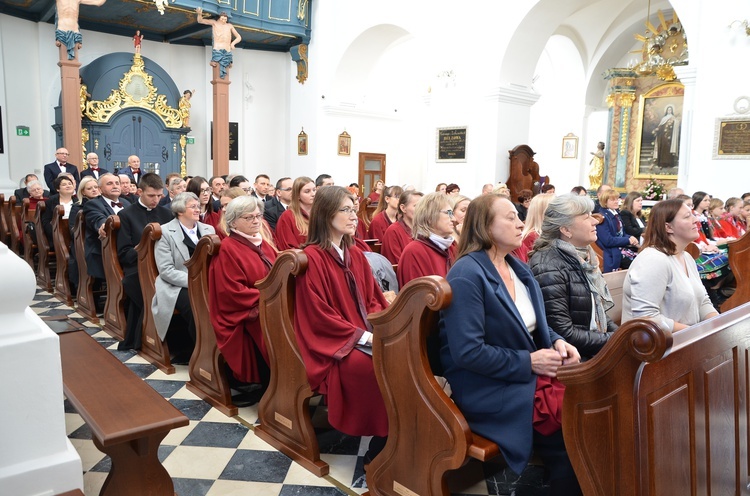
[32,288,549,496]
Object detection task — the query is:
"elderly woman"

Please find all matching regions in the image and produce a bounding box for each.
[41,175,77,247]
[440,194,581,494]
[368,185,403,241]
[25,180,48,210]
[294,186,389,465]
[623,199,718,331]
[209,196,276,386]
[274,176,315,250]
[152,192,216,362]
[596,189,638,272]
[529,194,617,360]
[381,190,423,264]
[397,191,457,288]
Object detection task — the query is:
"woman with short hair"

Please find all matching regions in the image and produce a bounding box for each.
[381,190,423,264]
[274,176,316,250]
[596,189,638,272]
[529,194,617,360]
[41,175,77,247]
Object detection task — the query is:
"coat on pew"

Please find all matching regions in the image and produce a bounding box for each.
[294,243,389,437]
[152,218,215,340]
[209,232,276,383]
[439,251,565,475]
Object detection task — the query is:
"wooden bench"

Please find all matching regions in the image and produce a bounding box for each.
[365,276,501,496]
[185,234,237,417]
[34,201,56,292]
[602,269,626,325]
[8,196,22,255]
[255,249,330,476]
[22,198,38,269]
[0,193,10,246]
[136,222,174,374]
[721,232,750,313]
[59,329,188,495]
[73,210,99,323]
[685,241,701,260]
[52,205,74,307]
[557,306,750,495]
[101,215,127,341]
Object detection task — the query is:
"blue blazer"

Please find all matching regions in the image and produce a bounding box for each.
[439,250,563,475]
[595,209,631,273]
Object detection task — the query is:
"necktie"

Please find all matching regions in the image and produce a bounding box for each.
[111,201,123,208]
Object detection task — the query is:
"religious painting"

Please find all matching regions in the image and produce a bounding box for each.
[634,83,684,179]
[338,131,351,156]
[561,134,578,159]
[298,129,308,156]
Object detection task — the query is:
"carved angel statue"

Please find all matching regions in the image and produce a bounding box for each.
[154,0,167,15]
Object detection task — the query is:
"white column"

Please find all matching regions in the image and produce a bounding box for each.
[673,65,697,190]
[0,243,83,495]
[0,24,15,195]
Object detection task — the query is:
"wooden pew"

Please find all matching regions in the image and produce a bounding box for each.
[557,307,750,495]
[0,193,9,246]
[365,276,501,496]
[59,329,189,495]
[185,234,237,417]
[8,196,22,255]
[590,241,604,271]
[101,215,127,341]
[721,232,750,312]
[52,205,74,307]
[22,198,38,269]
[255,250,330,476]
[34,201,56,292]
[685,241,701,260]
[73,210,99,323]
[136,222,174,374]
[602,269,626,325]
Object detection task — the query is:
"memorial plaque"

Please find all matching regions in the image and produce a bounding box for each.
[718,120,750,155]
[436,127,467,162]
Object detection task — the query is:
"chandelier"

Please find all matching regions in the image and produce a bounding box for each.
[628,3,688,82]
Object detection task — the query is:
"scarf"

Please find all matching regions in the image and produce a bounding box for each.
[553,238,613,333]
[229,231,273,270]
[326,245,373,333]
[428,232,454,251]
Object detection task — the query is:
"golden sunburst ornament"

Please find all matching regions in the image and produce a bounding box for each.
[630,7,688,81]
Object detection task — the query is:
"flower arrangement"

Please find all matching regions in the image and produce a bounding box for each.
[642,178,666,201]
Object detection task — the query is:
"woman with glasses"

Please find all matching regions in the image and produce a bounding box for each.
[368,185,403,241]
[294,186,389,467]
[397,191,457,288]
[209,196,277,389]
[151,192,216,363]
[381,190,423,264]
[187,176,220,231]
[275,176,316,250]
[218,187,278,250]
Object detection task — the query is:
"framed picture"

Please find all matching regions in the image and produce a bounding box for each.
[561,134,578,159]
[338,131,351,156]
[436,127,467,162]
[633,83,684,179]
[298,129,308,156]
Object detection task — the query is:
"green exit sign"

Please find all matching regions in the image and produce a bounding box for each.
[16,126,30,137]
[186,137,195,145]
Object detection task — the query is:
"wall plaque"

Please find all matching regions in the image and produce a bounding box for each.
[436,127,467,162]
[713,117,750,159]
[210,122,239,161]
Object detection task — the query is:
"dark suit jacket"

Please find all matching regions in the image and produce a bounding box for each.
[439,250,563,475]
[82,195,131,279]
[117,202,173,276]
[263,196,287,231]
[80,167,110,181]
[43,161,80,195]
[158,195,173,207]
[119,166,143,185]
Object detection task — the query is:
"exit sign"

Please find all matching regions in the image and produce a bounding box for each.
[16,126,30,137]
[186,137,195,145]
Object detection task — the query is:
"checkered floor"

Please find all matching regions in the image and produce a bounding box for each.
[32,288,549,496]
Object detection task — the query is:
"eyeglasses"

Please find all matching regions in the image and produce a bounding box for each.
[338,207,358,215]
[278,187,293,192]
[240,213,263,222]
[186,204,202,211]
[200,188,211,194]
[440,209,454,217]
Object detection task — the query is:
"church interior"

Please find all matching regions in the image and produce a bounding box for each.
[1,0,750,495]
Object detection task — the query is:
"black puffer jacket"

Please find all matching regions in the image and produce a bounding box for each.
[529,245,617,360]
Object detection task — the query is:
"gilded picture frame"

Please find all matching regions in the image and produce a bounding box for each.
[561,134,578,159]
[298,129,308,156]
[633,83,684,179]
[338,131,351,156]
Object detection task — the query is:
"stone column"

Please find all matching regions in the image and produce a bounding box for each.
[57,44,83,170]
[672,65,697,190]
[211,64,230,177]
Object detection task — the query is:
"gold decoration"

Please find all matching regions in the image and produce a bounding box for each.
[630,8,687,82]
[94,138,99,150]
[606,94,615,108]
[619,93,636,108]
[81,128,90,169]
[297,0,308,21]
[619,108,629,158]
[84,53,184,128]
[180,134,187,177]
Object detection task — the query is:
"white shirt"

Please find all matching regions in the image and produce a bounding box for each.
[179,222,200,245]
[509,265,537,334]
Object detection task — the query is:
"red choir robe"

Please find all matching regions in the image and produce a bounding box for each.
[367,211,393,241]
[274,208,308,250]
[709,218,730,239]
[719,214,742,239]
[201,210,222,233]
[353,237,372,252]
[355,218,368,240]
[511,231,539,263]
[397,237,457,288]
[294,243,389,437]
[208,233,277,383]
[380,220,413,265]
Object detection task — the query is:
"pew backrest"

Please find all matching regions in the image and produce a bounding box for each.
[102,215,126,341]
[0,193,9,245]
[721,231,750,312]
[685,241,701,260]
[73,210,99,323]
[8,196,21,254]
[603,269,626,325]
[52,205,73,306]
[34,201,55,291]
[21,198,37,267]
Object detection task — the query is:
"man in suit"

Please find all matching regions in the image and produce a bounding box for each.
[82,173,131,280]
[159,176,186,207]
[263,176,291,231]
[209,175,226,211]
[119,155,143,185]
[118,174,138,204]
[252,174,272,202]
[43,148,81,195]
[117,173,172,350]
[80,152,110,181]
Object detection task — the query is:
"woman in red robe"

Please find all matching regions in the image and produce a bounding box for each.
[398,191,457,288]
[188,176,221,232]
[381,190,423,264]
[367,185,402,241]
[209,196,277,385]
[274,176,315,250]
[295,185,389,463]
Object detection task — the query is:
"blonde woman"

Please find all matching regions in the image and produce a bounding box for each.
[511,193,554,263]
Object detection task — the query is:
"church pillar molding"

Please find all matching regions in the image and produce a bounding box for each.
[485,83,541,107]
[673,65,698,188]
[603,71,637,189]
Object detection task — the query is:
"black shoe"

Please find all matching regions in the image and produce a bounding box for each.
[231,388,265,407]
[171,351,192,365]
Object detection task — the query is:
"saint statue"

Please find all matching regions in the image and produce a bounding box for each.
[55,0,107,60]
[80,76,91,116]
[652,106,680,169]
[179,89,196,128]
[133,30,144,54]
[196,8,242,79]
[588,141,605,190]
